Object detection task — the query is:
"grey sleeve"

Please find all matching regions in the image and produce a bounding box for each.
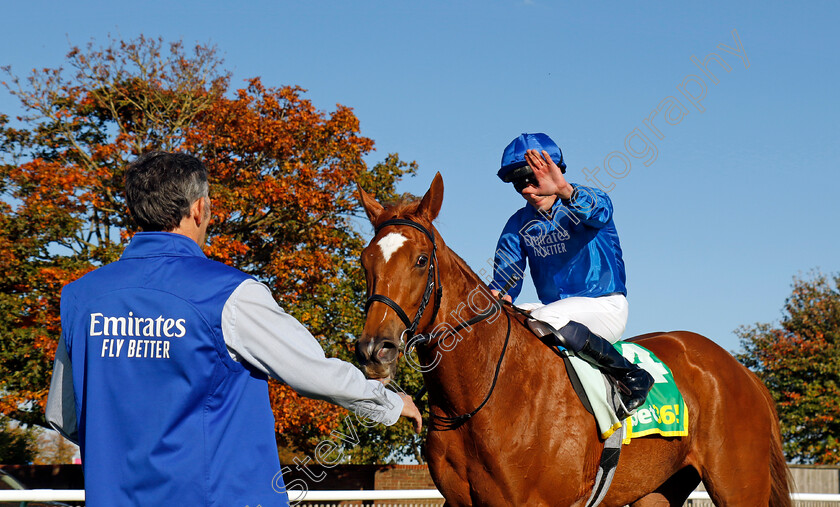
[222,279,404,426]
[45,334,79,444]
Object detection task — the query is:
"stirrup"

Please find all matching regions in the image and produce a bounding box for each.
[614,397,635,420]
[613,386,646,419]
[614,375,653,418]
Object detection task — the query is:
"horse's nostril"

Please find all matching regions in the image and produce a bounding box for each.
[356,340,374,364]
[376,342,399,364]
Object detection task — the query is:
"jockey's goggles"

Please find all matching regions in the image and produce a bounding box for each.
[509,168,538,193]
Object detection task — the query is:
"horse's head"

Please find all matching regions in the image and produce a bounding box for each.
[355,173,444,381]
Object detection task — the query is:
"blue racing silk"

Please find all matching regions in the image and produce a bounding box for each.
[489,184,627,303]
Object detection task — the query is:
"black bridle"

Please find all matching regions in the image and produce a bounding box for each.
[363,217,512,430]
[364,218,443,346]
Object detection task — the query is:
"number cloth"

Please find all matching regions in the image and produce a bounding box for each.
[616,342,689,444]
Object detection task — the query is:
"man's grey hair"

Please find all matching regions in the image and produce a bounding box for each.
[125,151,209,231]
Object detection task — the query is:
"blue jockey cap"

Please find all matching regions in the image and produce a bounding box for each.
[497,133,566,182]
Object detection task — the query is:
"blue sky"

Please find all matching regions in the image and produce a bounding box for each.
[2,1,838,354]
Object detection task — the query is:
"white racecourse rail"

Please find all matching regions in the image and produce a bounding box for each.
[1,490,840,502]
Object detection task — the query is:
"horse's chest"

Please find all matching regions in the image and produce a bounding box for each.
[426,422,596,505]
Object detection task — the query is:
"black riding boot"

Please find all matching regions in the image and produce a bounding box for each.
[529,319,654,416]
[575,331,655,415]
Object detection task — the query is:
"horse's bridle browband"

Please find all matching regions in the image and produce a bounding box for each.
[364,218,443,344]
[364,217,512,431]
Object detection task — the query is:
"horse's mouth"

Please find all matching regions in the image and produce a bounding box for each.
[362,363,396,383]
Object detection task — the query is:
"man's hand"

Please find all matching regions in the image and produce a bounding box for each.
[399,393,423,433]
[490,289,512,303]
[523,149,574,200]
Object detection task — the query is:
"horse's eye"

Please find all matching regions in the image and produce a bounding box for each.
[416,255,428,268]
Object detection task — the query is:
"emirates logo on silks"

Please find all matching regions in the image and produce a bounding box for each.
[519,220,570,258]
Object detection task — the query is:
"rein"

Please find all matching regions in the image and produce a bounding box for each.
[426,311,513,431]
[364,217,514,431]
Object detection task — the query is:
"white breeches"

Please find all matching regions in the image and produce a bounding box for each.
[517,294,629,343]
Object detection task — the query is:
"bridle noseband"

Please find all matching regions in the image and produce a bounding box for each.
[364,218,443,346]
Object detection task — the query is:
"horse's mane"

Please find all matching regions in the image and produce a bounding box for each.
[446,247,487,288]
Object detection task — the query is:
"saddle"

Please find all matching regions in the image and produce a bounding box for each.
[542,337,627,438]
[526,318,689,443]
[524,316,688,507]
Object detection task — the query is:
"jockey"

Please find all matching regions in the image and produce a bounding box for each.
[489,133,654,417]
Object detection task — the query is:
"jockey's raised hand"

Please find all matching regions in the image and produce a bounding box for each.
[522,148,574,201]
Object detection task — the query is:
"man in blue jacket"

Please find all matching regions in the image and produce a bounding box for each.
[46,152,421,507]
[489,133,653,417]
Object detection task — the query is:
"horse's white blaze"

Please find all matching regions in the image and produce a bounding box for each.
[378,232,407,263]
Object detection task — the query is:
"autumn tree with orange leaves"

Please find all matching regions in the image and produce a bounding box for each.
[737,271,840,464]
[0,36,423,462]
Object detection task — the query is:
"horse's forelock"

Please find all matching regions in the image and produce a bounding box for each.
[372,199,425,229]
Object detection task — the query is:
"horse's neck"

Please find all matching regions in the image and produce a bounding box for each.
[434,247,497,337]
[418,249,564,415]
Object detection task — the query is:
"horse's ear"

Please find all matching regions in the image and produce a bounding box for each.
[417,172,444,221]
[357,182,385,224]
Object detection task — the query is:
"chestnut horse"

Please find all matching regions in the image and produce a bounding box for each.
[356,174,790,506]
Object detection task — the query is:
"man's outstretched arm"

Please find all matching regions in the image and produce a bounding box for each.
[222,279,421,432]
